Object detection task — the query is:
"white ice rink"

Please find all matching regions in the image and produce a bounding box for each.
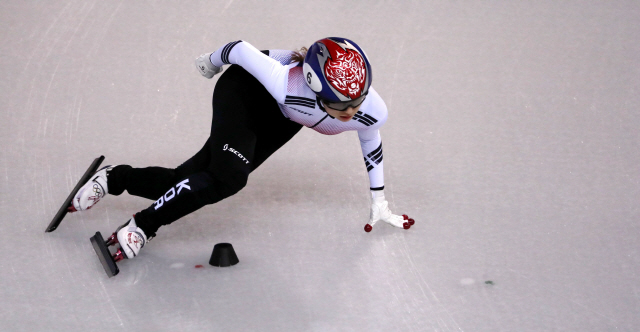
[1,1,639,331]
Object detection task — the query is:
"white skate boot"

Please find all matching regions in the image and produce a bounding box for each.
[69,165,115,212]
[113,217,148,260]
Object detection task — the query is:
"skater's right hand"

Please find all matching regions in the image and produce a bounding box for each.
[195,52,222,79]
[364,190,413,232]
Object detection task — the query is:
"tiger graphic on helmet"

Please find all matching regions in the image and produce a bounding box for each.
[322,39,367,99]
[303,37,372,103]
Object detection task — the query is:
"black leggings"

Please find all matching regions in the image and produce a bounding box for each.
[107,65,303,237]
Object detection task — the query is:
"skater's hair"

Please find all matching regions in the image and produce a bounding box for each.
[290,46,308,64]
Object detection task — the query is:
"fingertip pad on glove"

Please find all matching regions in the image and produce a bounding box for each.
[403,214,415,226]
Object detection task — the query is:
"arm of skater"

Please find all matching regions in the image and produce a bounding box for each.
[359,128,410,230]
[196,40,289,103]
[357,90,412,231]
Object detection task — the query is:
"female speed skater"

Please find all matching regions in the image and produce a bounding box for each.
[70,37,415,261]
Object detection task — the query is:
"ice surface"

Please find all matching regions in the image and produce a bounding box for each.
[1,1,639,331]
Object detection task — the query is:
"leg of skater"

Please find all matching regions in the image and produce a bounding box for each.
[112,65,302,259]
[107,136,214,201]
[69,140,209,211]
[133,123,257,237]
[70,108,215,211]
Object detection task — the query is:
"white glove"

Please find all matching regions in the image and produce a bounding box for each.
[364,190,414,232]
[195,52,222,79]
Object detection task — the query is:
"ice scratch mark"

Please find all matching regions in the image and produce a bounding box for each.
[220,0,235,15]
[386,38,405,109]
[402,240,464,331]
[74,98,82,135]
[36,59,62,141]
[85,0,124,60]
[61,1,96,54]
[99,280,125,328]
[21,2,72,75]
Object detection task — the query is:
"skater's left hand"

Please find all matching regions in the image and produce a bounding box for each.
[195,52,223,79]
[364,190,414,232]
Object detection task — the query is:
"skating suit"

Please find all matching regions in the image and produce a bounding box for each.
[109,41,389,236]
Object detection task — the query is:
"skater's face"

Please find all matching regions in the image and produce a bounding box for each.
[321,94,366,122]
[324,103,362,122]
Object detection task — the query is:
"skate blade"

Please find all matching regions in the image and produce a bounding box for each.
[90,232,120,277]
[46,156,105,232]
